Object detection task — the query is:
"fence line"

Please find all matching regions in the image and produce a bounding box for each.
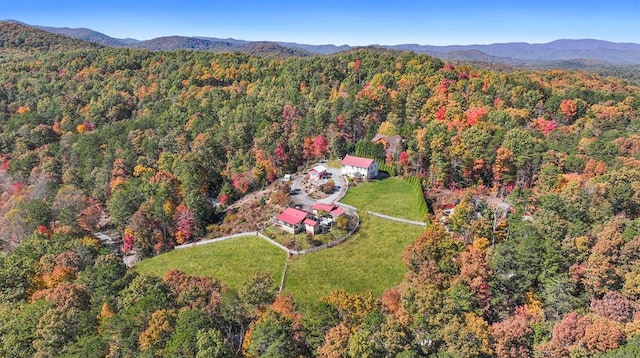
[174,231,260,249]
[279,255,289,293]
[335,202,357,212]
[366,211,426,227]
[256,232,291,252]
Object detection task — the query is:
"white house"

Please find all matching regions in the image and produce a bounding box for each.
[308,164,327,181]
[341,155,378,179]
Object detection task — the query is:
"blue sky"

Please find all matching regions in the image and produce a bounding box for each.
[2,1,639,45]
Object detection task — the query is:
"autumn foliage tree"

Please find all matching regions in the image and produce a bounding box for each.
[163,270,222,313]
[533,117,557,136]
[491,307,535,358]
[581,316,625,353]
[173,203,197,244]
[535,311,589,357]
[317,323,351,358]
[138,309,177,353]
[402,223,462,276]
[558,99,578,122]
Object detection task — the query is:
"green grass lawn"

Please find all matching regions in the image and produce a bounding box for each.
[135,236,287,291]
[325,159,341,169]
[342,177,425,221]
[284,215,423,309]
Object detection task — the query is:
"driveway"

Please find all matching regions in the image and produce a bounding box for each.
[317,165,348,204]
[289,164,348,210]
[288,176,316,210]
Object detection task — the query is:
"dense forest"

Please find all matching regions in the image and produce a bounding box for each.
[0,21,639,356]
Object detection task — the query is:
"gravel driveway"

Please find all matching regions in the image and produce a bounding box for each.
[289,164,348,210]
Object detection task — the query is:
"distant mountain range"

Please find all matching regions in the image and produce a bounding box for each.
[4,20,640,66]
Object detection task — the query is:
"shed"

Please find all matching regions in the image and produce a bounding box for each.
[308,165,328,181]
[304,218,319,235]
[312,203,345,217]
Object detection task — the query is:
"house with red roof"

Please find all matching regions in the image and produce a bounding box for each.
[341,155,378,179]
[308,164,327,181]
[312,203,345,217]
[274,207,310,234]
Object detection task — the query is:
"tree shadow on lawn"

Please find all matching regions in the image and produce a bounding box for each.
[374,171,391,180]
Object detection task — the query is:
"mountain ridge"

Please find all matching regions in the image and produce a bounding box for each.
[3,20,640,65]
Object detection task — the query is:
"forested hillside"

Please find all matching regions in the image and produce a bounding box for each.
[1,21,639,357]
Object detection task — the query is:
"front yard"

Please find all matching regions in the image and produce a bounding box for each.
[262,225,346,250]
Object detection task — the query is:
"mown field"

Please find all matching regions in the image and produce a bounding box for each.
[135,236,288,291]
[284,215,423,308]
[341,177,426,221]
[135,177,426,309]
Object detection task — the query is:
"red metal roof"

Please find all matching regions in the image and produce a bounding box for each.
[312,203,345,216]
[341,155,374,169]
[276,207,308,225]
[312,203,334,212]
[309,165,327,173]
[304,218,318,226]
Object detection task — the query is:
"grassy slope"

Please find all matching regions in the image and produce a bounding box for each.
[341,177,425,221]
[135,236,288,291]
[134,177,425,309]
[284,215,423,308]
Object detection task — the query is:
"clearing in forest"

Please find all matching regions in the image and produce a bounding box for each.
[135,176,426,309]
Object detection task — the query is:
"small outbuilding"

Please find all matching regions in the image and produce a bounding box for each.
[308,165,328,181]
[304,218,320,235]
[312,203,345,217]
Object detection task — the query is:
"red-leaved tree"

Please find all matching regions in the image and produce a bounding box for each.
[174,203,197,244]
[312,134,328,159]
